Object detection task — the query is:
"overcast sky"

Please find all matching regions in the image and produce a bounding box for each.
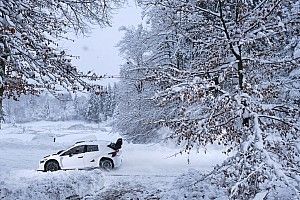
[61,1,142,84]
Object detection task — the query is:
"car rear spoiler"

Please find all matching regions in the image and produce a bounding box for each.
[108,138,123,150]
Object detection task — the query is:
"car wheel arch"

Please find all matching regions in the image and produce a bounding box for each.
[99,157,114,168]
[44,159,60,171]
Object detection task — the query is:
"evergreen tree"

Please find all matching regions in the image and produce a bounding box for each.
[73,94,88,120]
[85,92,102,123]
[3,92,87,122]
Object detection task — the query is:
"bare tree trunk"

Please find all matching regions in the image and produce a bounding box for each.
[218,0,244,91]
[237,46,243,91]
[0,58,5,129]
[0,37,8,129]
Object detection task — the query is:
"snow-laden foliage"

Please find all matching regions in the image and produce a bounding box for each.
[0,170,104,200]
[3,85,116,123]
[164,169,295,200]
[120,0,300,198]
[166,169,227,200]
[114,26,172,143]
[113,63,163,143]
[0,0,124,122]
[85,84,117,123]
[3,93,82,122]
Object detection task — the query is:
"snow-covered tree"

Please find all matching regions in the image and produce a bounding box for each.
[122,0,300,198]
[85,92,103,123]
[73,94,88,120]
[113,63,163,143]
[0,0,124,124]
[103,84,116,118]
[3,93,79,122]
[85,85,117,123]
[114,25,172,143]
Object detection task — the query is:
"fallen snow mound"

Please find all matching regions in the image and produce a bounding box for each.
[0,170,104,200]
[88,181,163,200]
[67,124,93,130]
[165,169,227,200]
[31,134,55,143]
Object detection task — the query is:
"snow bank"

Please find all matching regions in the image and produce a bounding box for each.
[164,169,227,200]
[89,181,163,200]
[31,134,56,144]
[67,124,93,130]
[0,170,104,200]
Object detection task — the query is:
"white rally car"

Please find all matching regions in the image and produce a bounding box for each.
[38,138,122,172]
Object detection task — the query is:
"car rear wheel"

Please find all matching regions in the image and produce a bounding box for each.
[45,160,60,172]
[100,159,113,171]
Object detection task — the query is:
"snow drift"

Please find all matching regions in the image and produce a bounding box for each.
[0,170,104,200]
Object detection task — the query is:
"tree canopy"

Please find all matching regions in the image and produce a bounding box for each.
[118,0,300,198]
[0,0,124,120]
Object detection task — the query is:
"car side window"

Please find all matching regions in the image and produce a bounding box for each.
[86,145,99,152]
[62,145,85,156]
[72,145,85,154]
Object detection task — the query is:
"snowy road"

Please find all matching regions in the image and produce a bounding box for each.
[0,121,228,199]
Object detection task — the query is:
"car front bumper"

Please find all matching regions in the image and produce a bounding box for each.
[37,161,45,171]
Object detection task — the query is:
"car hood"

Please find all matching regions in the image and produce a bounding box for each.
[43,154,60,160]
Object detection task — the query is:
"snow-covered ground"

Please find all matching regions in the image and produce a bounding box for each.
[0,121,228,199]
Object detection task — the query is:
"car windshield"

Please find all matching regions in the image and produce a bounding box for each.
[57,150,64,154]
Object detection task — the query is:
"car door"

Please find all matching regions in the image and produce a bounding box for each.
[83,145,99,168]
[60,145,85,169]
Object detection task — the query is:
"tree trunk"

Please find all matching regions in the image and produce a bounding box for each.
[237,56,243,90]
[0,58,5,129]
[218,0,244,91]
[0,38,8,129]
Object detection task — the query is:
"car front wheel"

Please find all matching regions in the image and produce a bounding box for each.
[100,159,113,171]
[45,160,60,172]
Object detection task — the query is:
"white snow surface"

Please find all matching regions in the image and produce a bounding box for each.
[0,121,228,199]
[294,42,300,59]
[0,170,104,200]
